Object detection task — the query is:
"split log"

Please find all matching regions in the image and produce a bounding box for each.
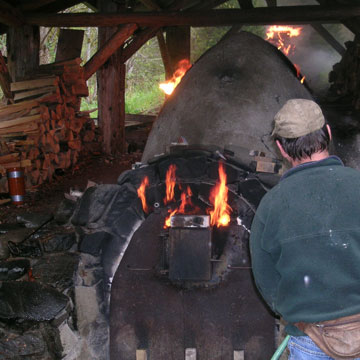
[11,76,58,92]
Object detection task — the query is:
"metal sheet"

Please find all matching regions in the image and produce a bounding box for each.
[110,213,275,360]
[169,226,211,281]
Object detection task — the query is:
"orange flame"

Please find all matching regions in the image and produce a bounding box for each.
[164,164,177,204]
[208,163,232,227]
[164,186,194,228]
[266,25,302,57]
[137,176,149,213]
[159,59,192,95]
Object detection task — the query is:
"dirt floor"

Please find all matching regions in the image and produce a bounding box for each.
[0,151,142,224]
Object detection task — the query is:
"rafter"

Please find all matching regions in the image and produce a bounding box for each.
[84,23,137,80]
[0,0,24,26]
[24,5,360,28]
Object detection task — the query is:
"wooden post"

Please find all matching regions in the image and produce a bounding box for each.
[7,25,40,81]
[97,0,127,155]
[0,51,13,102]
[166,26,191,71]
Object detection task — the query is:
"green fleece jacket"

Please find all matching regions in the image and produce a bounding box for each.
[250,156,360,336]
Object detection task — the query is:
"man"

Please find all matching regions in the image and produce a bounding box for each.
[250,98,360,359]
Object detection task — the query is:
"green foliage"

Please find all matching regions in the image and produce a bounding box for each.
[126,82,165,114]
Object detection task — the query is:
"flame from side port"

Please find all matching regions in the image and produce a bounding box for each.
[137,176,149,213]
[159,59,192,95]
[208,162,232,227]
[164,164,177,204]
[164,186,194,228]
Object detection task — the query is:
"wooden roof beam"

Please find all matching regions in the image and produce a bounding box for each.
[0,0,24,26]
[84,23,138,80]
[316,0,360,37]
[25,5,360,28]
[311,23,346,55]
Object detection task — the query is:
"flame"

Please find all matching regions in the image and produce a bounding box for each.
[159,59,192,95]
[138,163,232,229]
[266,26,306,85]
[266,26,302,56]
[208,162,232,227]
[137,176,149,213]
[164,164,177,204]
[164,186,194,228]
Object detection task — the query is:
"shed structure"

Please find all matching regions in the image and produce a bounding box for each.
[0,0,359,155]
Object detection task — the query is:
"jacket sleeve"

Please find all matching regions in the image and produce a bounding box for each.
[250,212,281,314]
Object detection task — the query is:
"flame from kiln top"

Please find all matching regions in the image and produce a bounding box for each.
[266,25,302,40]
[159,59,192,96]
[266,25,302,56]
[137,176,149,213]
[164,164,177,204]
[208,162,232,227]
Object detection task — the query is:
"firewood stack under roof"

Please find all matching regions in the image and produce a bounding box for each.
[0,58,100,192]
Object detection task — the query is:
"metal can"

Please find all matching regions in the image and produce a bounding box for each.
[7,167,25,205]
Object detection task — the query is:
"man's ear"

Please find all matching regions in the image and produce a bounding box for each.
[326,124,332,141]
[276,140,292,162]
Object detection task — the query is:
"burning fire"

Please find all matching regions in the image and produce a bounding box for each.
[164,164,177,204]
[266,25,302,56]
[159,59,192,95]
[164,186,194,228]
[137,162,232,229]
[137,176,149,213]
[266,25,306,84]
[208,162,231,227]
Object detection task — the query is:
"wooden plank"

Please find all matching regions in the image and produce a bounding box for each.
[13,86,56,101]
[0,114,41,129]
[25,5,360,27]
[0,100,39,117]
[55,29,85,62]
[125,114,156,125]
[7,25,40,82]
[11,76,58,92]
[84,23,138,80]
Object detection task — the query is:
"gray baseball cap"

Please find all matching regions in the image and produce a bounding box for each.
[272,99,325,138]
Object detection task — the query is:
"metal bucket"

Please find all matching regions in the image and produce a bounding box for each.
[7,167,25,205]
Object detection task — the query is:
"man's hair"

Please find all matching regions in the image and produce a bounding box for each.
[274,124,330,161]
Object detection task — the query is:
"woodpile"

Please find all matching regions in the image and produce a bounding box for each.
[0,58,101,192]
[328,39,360,109]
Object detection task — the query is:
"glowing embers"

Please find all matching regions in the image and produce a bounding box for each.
[136,162,232,229]
[266,25,306,84]
[159,59,192,95]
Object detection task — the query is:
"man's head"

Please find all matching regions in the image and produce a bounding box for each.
[272,99,331,165]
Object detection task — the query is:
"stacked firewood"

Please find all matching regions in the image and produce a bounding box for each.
[328,39,360,109]
[0,58,100,192]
